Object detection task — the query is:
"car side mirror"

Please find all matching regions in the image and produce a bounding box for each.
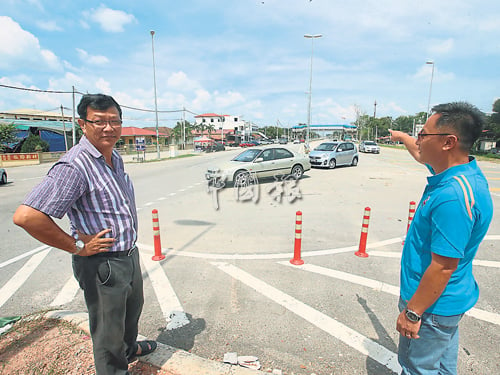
[255,157,264,163]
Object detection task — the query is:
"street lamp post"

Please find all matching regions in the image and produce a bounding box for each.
[150,30,161,159]
[304,34,322,147]
[426,61,435,122]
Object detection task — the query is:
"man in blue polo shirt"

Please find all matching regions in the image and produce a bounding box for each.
[389,102,493,375]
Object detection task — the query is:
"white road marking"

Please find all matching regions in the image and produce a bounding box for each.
[0,245,49,269]
[484,235,500,240]
[0,248,51,308]
[145,202,154,206]
[280,262,500,326]
[137,237,403,260]
[140,253,189,330]
[369,251,500,268]
[169,192,176,196]
[50,276,80,306]
[280,262,400,296]
[158,197,166,200]
[212,261,401,374]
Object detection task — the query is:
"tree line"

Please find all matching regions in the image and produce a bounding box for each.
[354,99,500,144]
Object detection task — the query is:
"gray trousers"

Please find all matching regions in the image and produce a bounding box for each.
[72,249,144,375]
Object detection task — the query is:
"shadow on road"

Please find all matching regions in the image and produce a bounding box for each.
[357,294,399,375]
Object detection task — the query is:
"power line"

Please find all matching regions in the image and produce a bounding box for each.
[0,83,200,116]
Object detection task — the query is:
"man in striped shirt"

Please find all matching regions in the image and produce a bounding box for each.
[389,102,493,375]
[13,94,156,374]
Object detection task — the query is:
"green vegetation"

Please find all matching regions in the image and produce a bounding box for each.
[20,134,50,153]
[0,122,19,152]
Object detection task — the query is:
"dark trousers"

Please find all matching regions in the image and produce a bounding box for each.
[72,249,144,375]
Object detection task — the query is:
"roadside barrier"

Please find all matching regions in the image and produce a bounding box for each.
[402,201,416,245]
[355,207,371,258]
[290,211,304,265]
[152,209,165,261]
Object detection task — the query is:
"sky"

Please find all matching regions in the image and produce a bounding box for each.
[1,0,499,129]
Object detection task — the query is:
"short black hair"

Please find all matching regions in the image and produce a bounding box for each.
[77,94,122,120]
[432,101,485,151]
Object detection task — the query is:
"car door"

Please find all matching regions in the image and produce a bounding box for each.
[336,143,349,165]
[253,148,276,178]
[273,148,295,176]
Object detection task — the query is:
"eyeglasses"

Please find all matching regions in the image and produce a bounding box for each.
[417,131,458,140]
[83,118,122,128]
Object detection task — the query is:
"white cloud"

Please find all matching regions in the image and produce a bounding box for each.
[95,78,112,94]
[192,89,212,111]
[215,91,245,108]
[427,38,454,56]
[167,71,200,91]
[36,20,63,31]
[86,5,137,33]
[0,16,62,71]
[76,48,109,65]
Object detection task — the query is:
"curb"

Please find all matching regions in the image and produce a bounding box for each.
[45,310,266,375]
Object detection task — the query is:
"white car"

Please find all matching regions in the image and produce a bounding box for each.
[359,140,380,153]
[0,168,7,184]
[206,147,311,186]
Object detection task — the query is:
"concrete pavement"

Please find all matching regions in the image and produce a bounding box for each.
[45,310,267,375]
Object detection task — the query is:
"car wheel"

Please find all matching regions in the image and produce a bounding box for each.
[234,170,250,187]
[290,164,304,179]
[0,173,6,184]
[351,157,358,166]
[328,159,336,169]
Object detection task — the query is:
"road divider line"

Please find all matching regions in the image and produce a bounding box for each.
[367,251,499,268]
[50,276,80,307]
[140,253,189,330]
[212,261,401,374]
[0,248,51,309]
[136,238,404,261]
[279,262,400,296]
[279,262,500,326]
[0,245,50,269]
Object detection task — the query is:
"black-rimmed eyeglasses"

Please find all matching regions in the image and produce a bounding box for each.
[417,131,458,141]
[83,119,122,128]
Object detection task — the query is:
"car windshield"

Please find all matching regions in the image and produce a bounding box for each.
[232,149,262,162]
[364,141,377,145]
[314,143,337,151]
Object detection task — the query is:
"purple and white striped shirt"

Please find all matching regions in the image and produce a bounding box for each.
[24,136,137,252]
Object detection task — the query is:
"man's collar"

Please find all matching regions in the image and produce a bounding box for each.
[427,157,476,185]
[79,136,102,159]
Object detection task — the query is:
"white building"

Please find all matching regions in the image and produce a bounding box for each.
[194,113,257,133]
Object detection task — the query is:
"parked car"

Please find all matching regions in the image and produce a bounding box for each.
[278,138,288,144]
[206,146,311,186]
[293,139,301,144]
[0,168,7,184]
[359,140,380,154]
[257,138,272,145]
[309,141,358,169]
[206,142,225,152]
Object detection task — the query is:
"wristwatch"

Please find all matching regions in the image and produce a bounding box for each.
[74,239,85,255]
[405,308,422,323]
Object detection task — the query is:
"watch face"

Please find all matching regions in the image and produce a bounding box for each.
[406,310,420,322]
[76,240,85,250]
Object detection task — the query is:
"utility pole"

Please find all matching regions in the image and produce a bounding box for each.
[60,105,68,151]
[72,86,76,147]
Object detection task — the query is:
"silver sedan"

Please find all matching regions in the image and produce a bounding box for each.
[206,147,311,186]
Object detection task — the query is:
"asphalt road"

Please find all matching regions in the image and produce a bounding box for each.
[1,144,499,375]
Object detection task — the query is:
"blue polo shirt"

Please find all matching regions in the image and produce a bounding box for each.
[400,158,493,315]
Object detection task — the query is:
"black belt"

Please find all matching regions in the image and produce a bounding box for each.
[92,246,137,257]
